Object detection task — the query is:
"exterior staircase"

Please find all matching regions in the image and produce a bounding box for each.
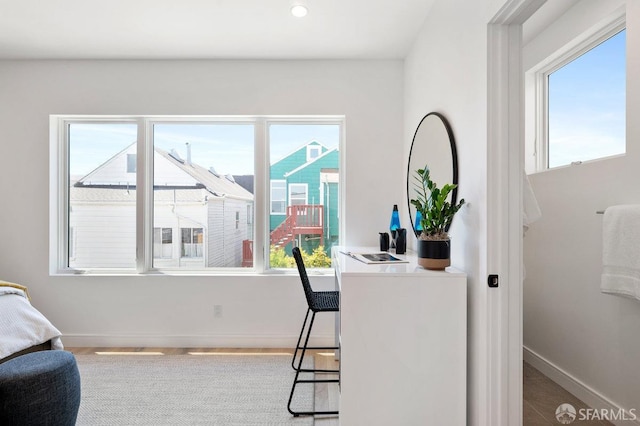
[243,205,325,267]
[270,205,324,249]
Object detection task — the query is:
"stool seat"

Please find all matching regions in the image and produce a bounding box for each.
[309,290,339,312]
[0,350,81,426]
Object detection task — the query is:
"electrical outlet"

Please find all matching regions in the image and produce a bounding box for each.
[213,305,223,318]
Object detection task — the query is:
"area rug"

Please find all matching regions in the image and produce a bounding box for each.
[75,353,314,425]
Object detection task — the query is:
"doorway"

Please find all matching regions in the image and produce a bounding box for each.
[489,0,634,424]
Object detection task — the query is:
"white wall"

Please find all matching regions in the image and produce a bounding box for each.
[404,0,503,424]
[0,59,403,347]
[524,0,640,416]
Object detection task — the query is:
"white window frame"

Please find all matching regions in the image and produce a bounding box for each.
[288,183,308,207]
[50,115,344,275]
[307,145,321,161]
[527,15,626,172]
[153,227,173,259]
[270,179,286,215]
[180,227,204,258]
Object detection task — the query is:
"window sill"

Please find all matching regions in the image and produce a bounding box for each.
[50,268,335,277]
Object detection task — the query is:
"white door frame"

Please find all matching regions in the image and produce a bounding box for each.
[487,1,545,424]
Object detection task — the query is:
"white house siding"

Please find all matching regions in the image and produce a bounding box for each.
[70,187,252,269]
[223,198,247,267]
[207,201,224,266]
[82,144,200,188]
[79,144,137,186]
[206,197,249,267]
[69,201,136,269]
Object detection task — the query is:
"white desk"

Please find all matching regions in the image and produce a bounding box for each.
[333,247,467,426]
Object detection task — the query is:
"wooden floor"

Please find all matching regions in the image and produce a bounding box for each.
[68,347,339,426]
[523,361,612,426]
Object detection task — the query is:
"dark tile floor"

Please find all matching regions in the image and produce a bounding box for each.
[524,362,613,425]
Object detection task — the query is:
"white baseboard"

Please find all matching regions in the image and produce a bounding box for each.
[62,333,335,349]
[523,346,640,426]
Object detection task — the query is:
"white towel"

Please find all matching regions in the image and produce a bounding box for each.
[601,205,640,301]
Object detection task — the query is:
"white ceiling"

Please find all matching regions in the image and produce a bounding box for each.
[0,0,436,60]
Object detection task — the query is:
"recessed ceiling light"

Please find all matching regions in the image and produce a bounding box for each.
[291,4,308,17]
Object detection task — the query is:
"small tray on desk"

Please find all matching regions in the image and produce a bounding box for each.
[341,251,409,264]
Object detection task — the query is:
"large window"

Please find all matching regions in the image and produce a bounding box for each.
[529,22,626,171]
[269,124,341,269]
[152,122,254,269]
[52,116,342,273]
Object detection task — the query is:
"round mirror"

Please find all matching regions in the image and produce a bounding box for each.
[406,112,458,237]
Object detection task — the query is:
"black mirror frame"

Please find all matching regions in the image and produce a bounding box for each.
[406,112,459,238]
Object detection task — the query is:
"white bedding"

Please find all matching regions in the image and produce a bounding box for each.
[0,286,63,360]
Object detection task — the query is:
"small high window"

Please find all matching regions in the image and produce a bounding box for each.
[527,21,626,171]
[307,145,321,161]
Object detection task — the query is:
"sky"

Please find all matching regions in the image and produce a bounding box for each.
[547,29,626,168]
[69,122,340,177]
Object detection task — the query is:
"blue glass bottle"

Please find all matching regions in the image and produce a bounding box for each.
[390,204,401,231]
[390,205,401,248]
[415,210,423,233]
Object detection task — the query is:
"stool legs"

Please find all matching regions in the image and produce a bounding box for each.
[291,308,339,374]
[288,311,339,417]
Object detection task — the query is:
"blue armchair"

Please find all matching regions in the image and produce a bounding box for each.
[0,350,81,426]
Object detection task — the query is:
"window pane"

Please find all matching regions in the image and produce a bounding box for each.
[181,227,203,257]
[152,123,254,268]
[270,180,286,214]
[153,228,173,259]
[126,154,136,173]
[548,29,626,168]
[289,183,308,206]
[68,123,138,268]
[269,124,340,268]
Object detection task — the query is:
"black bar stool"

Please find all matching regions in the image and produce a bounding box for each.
[287,247,339,417]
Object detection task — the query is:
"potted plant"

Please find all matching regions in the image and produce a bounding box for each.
[410,164,465,270]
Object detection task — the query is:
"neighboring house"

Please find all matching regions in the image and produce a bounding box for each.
[269,141,339,255]
[70,143,254,269]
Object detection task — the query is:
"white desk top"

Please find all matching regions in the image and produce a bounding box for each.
[332,246,466,278]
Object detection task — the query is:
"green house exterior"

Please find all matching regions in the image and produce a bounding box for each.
[269,141,339,255]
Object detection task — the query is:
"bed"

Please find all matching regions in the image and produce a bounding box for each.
[0,281,63,364]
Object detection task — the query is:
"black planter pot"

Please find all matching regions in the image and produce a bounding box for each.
[417,239,451,270]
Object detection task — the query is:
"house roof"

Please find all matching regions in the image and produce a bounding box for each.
[154,148,253,201]
[70,187,208,203]
[283,147,339,178]
[270,140,327,167]
[74,144,253,202]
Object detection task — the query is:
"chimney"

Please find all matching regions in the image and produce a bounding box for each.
[186,142,192,166]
